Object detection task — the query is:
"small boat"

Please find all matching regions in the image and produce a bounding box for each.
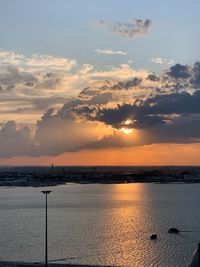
[150,234,157,240]
[168,228,180,234]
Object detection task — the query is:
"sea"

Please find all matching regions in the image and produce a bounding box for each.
[0,183,200,267]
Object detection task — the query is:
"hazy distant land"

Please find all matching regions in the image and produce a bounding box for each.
[0,166,200,187]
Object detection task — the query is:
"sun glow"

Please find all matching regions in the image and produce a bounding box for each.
[120,119,133,134]
[121,127,133,134]
[124,119,132,125]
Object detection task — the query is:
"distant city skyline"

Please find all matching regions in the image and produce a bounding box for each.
[0,0,200,165]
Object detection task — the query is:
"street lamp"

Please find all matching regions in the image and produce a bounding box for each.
[41,190,51,267]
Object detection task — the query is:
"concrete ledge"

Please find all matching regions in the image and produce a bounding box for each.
[0,262,119,267]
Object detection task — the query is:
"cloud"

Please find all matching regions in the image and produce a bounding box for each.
[0,66,37,86]
[90,63,148,80]
[0,50,77,72]
[95,49,127,55]
[33,109,113,155]
[0,50,94,123]
[167,63,190,79]
[32,96,70,111]
[93,90,200,128]
[86,90,200,146]
[1,53,200,157]
[147,73,160,81]
[79,64,94,74]
[151,57,174,65]
[0,121,34,157]
[190,62,200,88]
[100,18,152,38]
[87,129,147,149]
[110,78,142,90]
[0,111,113,158]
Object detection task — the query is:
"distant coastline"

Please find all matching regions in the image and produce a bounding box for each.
[1,166,200,187]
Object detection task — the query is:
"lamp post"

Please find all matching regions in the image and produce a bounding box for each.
[41,190,51,267]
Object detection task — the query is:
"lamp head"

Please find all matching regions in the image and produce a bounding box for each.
[41,190,51,194]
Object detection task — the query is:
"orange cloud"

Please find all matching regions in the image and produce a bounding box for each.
[1,143,200,166]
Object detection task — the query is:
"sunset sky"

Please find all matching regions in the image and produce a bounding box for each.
[0,0,200,165]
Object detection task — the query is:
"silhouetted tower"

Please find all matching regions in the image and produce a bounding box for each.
[51,163,54,175]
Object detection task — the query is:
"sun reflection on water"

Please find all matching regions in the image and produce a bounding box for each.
[98,183,157,266]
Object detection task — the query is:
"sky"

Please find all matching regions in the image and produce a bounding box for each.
[0,0,200,165]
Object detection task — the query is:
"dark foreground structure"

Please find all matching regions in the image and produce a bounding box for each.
[0,263,119,267]
[189,243,200,267]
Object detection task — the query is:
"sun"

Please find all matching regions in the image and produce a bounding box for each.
[120,119,133,134]
[120,127,133,135]
[124,119,132,125]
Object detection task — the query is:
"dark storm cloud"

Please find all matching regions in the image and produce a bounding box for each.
[88,114,200,150]
[93,90,200,129]
[147,114,200,143]
[167,63,190,79]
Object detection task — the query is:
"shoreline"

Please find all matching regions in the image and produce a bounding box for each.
[1,166,200,187]
[1,179,200,188]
